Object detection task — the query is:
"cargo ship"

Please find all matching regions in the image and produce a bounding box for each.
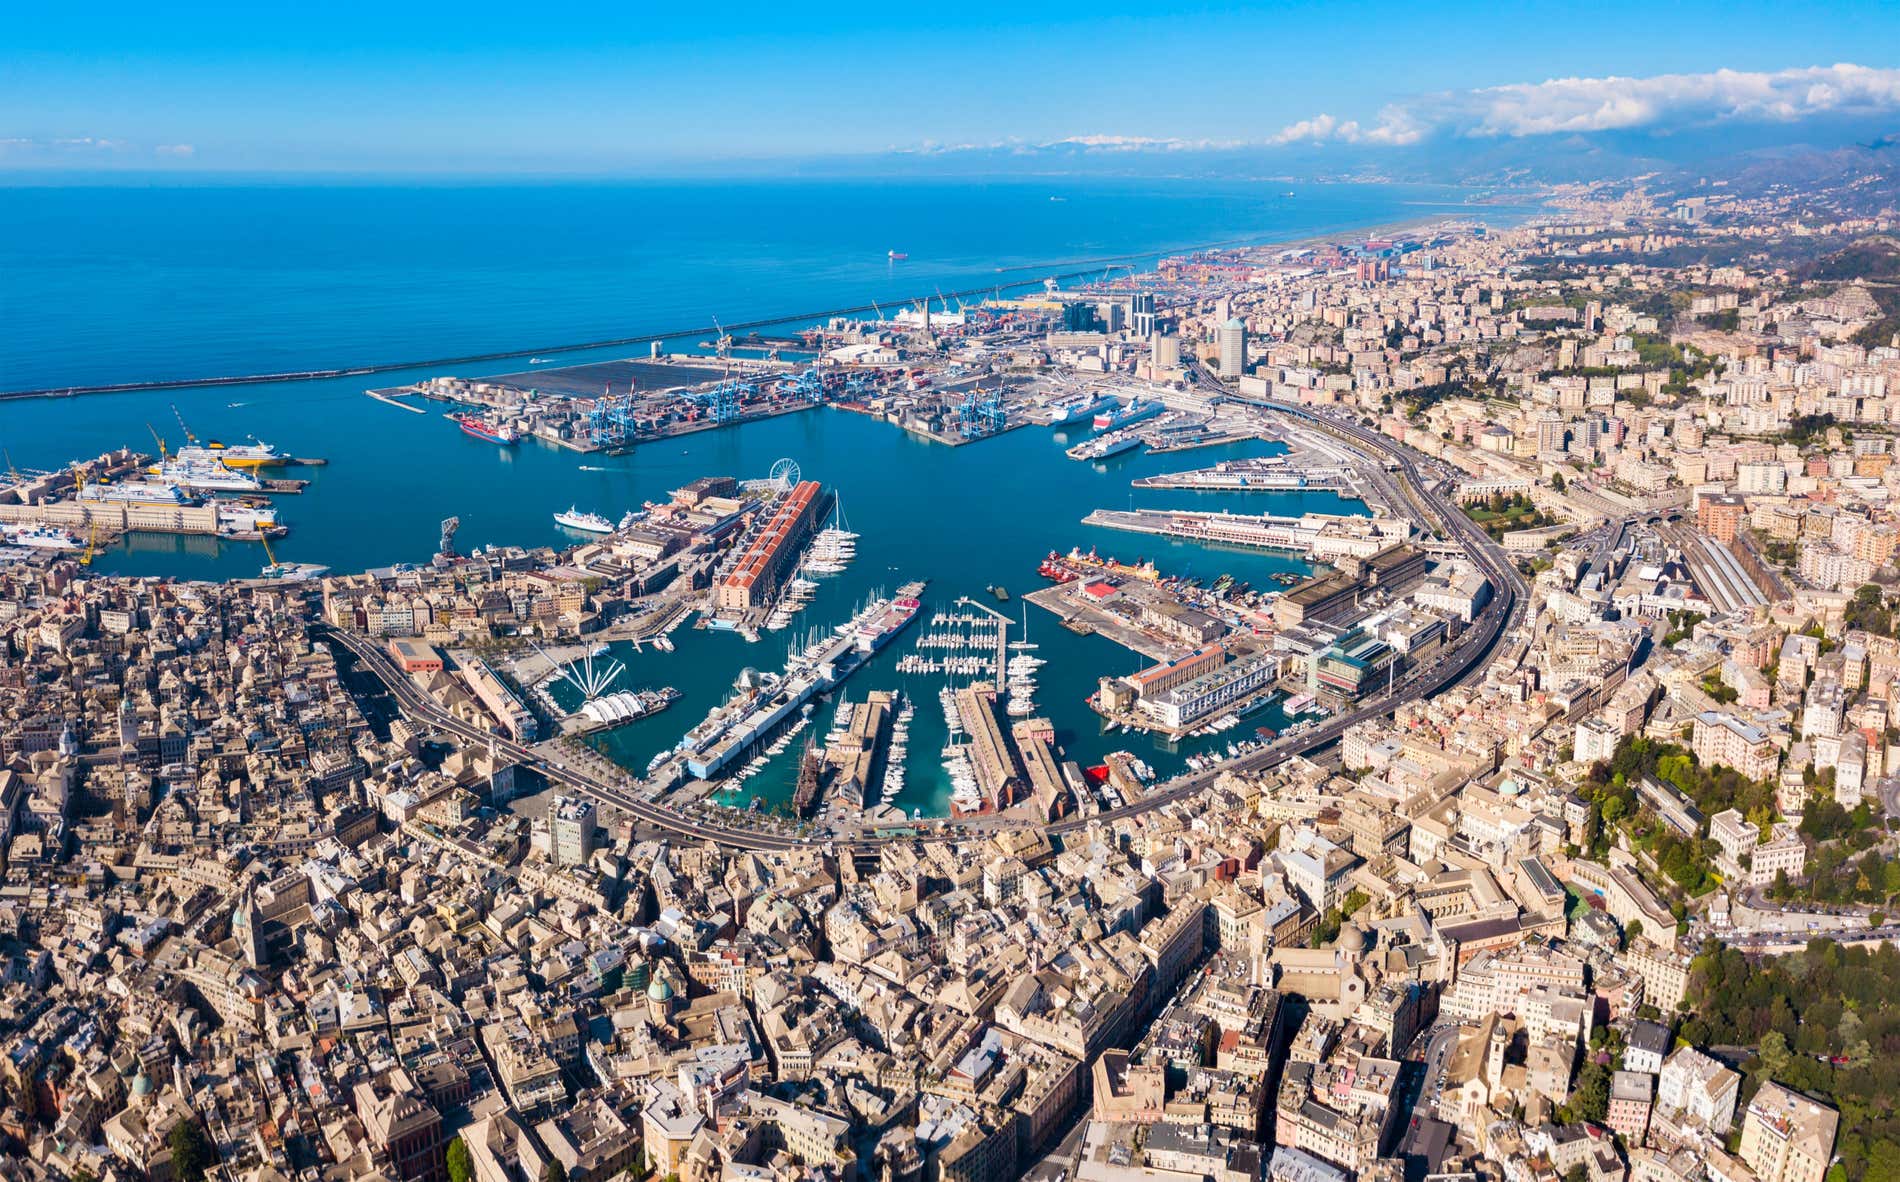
[1,523,82,551]
[174,439,289,469]
[1092,398,1164,431]
[554,507,614,533]
[1048,393,1117,426]
[454,413,519,445]
[149,458,264,493]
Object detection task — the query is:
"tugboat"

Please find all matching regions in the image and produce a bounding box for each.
[1038,551,1078,583]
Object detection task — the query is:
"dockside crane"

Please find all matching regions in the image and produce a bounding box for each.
[171,403,202,446]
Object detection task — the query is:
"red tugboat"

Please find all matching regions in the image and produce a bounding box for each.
[1038,551,1079,583]
[453,413,519,445]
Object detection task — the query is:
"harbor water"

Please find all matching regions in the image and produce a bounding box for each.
[514,410,1365,817]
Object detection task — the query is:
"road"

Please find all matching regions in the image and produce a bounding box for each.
[324,382,1530,852]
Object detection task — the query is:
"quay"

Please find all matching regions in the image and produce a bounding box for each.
[1083,506,1411,558]
[674,581,925,781]
[1024,584,1180,664]
[1131,456,1358,492]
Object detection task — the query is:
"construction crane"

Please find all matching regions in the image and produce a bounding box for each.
[170,403,201,446]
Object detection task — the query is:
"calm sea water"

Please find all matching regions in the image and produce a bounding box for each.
[0,178,1500,393]
[0,177,1509,813]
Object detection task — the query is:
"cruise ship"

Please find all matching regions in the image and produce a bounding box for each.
[1066,432,1144,461]
[174,439,288,469]
[554,507,614,533]
[79,480,191,505]
[1048,393,1117,426]
[1092,398,1165,431]
[149,458,264,493]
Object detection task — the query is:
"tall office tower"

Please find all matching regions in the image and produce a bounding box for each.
[1218,317,1248,379]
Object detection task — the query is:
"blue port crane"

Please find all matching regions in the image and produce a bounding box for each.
[956,387,1007,438]
[779,367,827,404]
[586,391,638,449]
[692,379,750,424]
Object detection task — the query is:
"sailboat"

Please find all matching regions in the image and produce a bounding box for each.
[1007,600,1039,651]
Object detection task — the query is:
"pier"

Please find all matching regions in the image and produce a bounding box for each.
[1130,456,1357,492]
[675,582,924,782]
[1082,507,1410,558]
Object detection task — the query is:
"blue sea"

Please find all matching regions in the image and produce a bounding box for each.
[0,177,1504,393]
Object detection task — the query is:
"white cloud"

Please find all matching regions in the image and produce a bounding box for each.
[1272,62,1900,146]
[155,143,196,158]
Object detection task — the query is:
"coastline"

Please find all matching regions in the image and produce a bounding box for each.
[0,193,1543,403]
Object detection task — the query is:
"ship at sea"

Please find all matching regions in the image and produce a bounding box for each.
[1091,398,1165,432]
[453,413,519,445]
[554,507,614,533]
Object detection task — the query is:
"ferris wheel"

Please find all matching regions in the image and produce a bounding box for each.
[769,457,801,491]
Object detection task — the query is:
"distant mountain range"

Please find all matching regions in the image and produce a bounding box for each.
[787,116,1900,202]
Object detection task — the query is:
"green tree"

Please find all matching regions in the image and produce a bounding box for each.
[1759,1030,1793,1080]
[448,1137,474,1182]
[546,1162,569,1182]
[169,1119,214,1182]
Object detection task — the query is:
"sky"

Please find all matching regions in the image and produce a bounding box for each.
[5,0,1900,173]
